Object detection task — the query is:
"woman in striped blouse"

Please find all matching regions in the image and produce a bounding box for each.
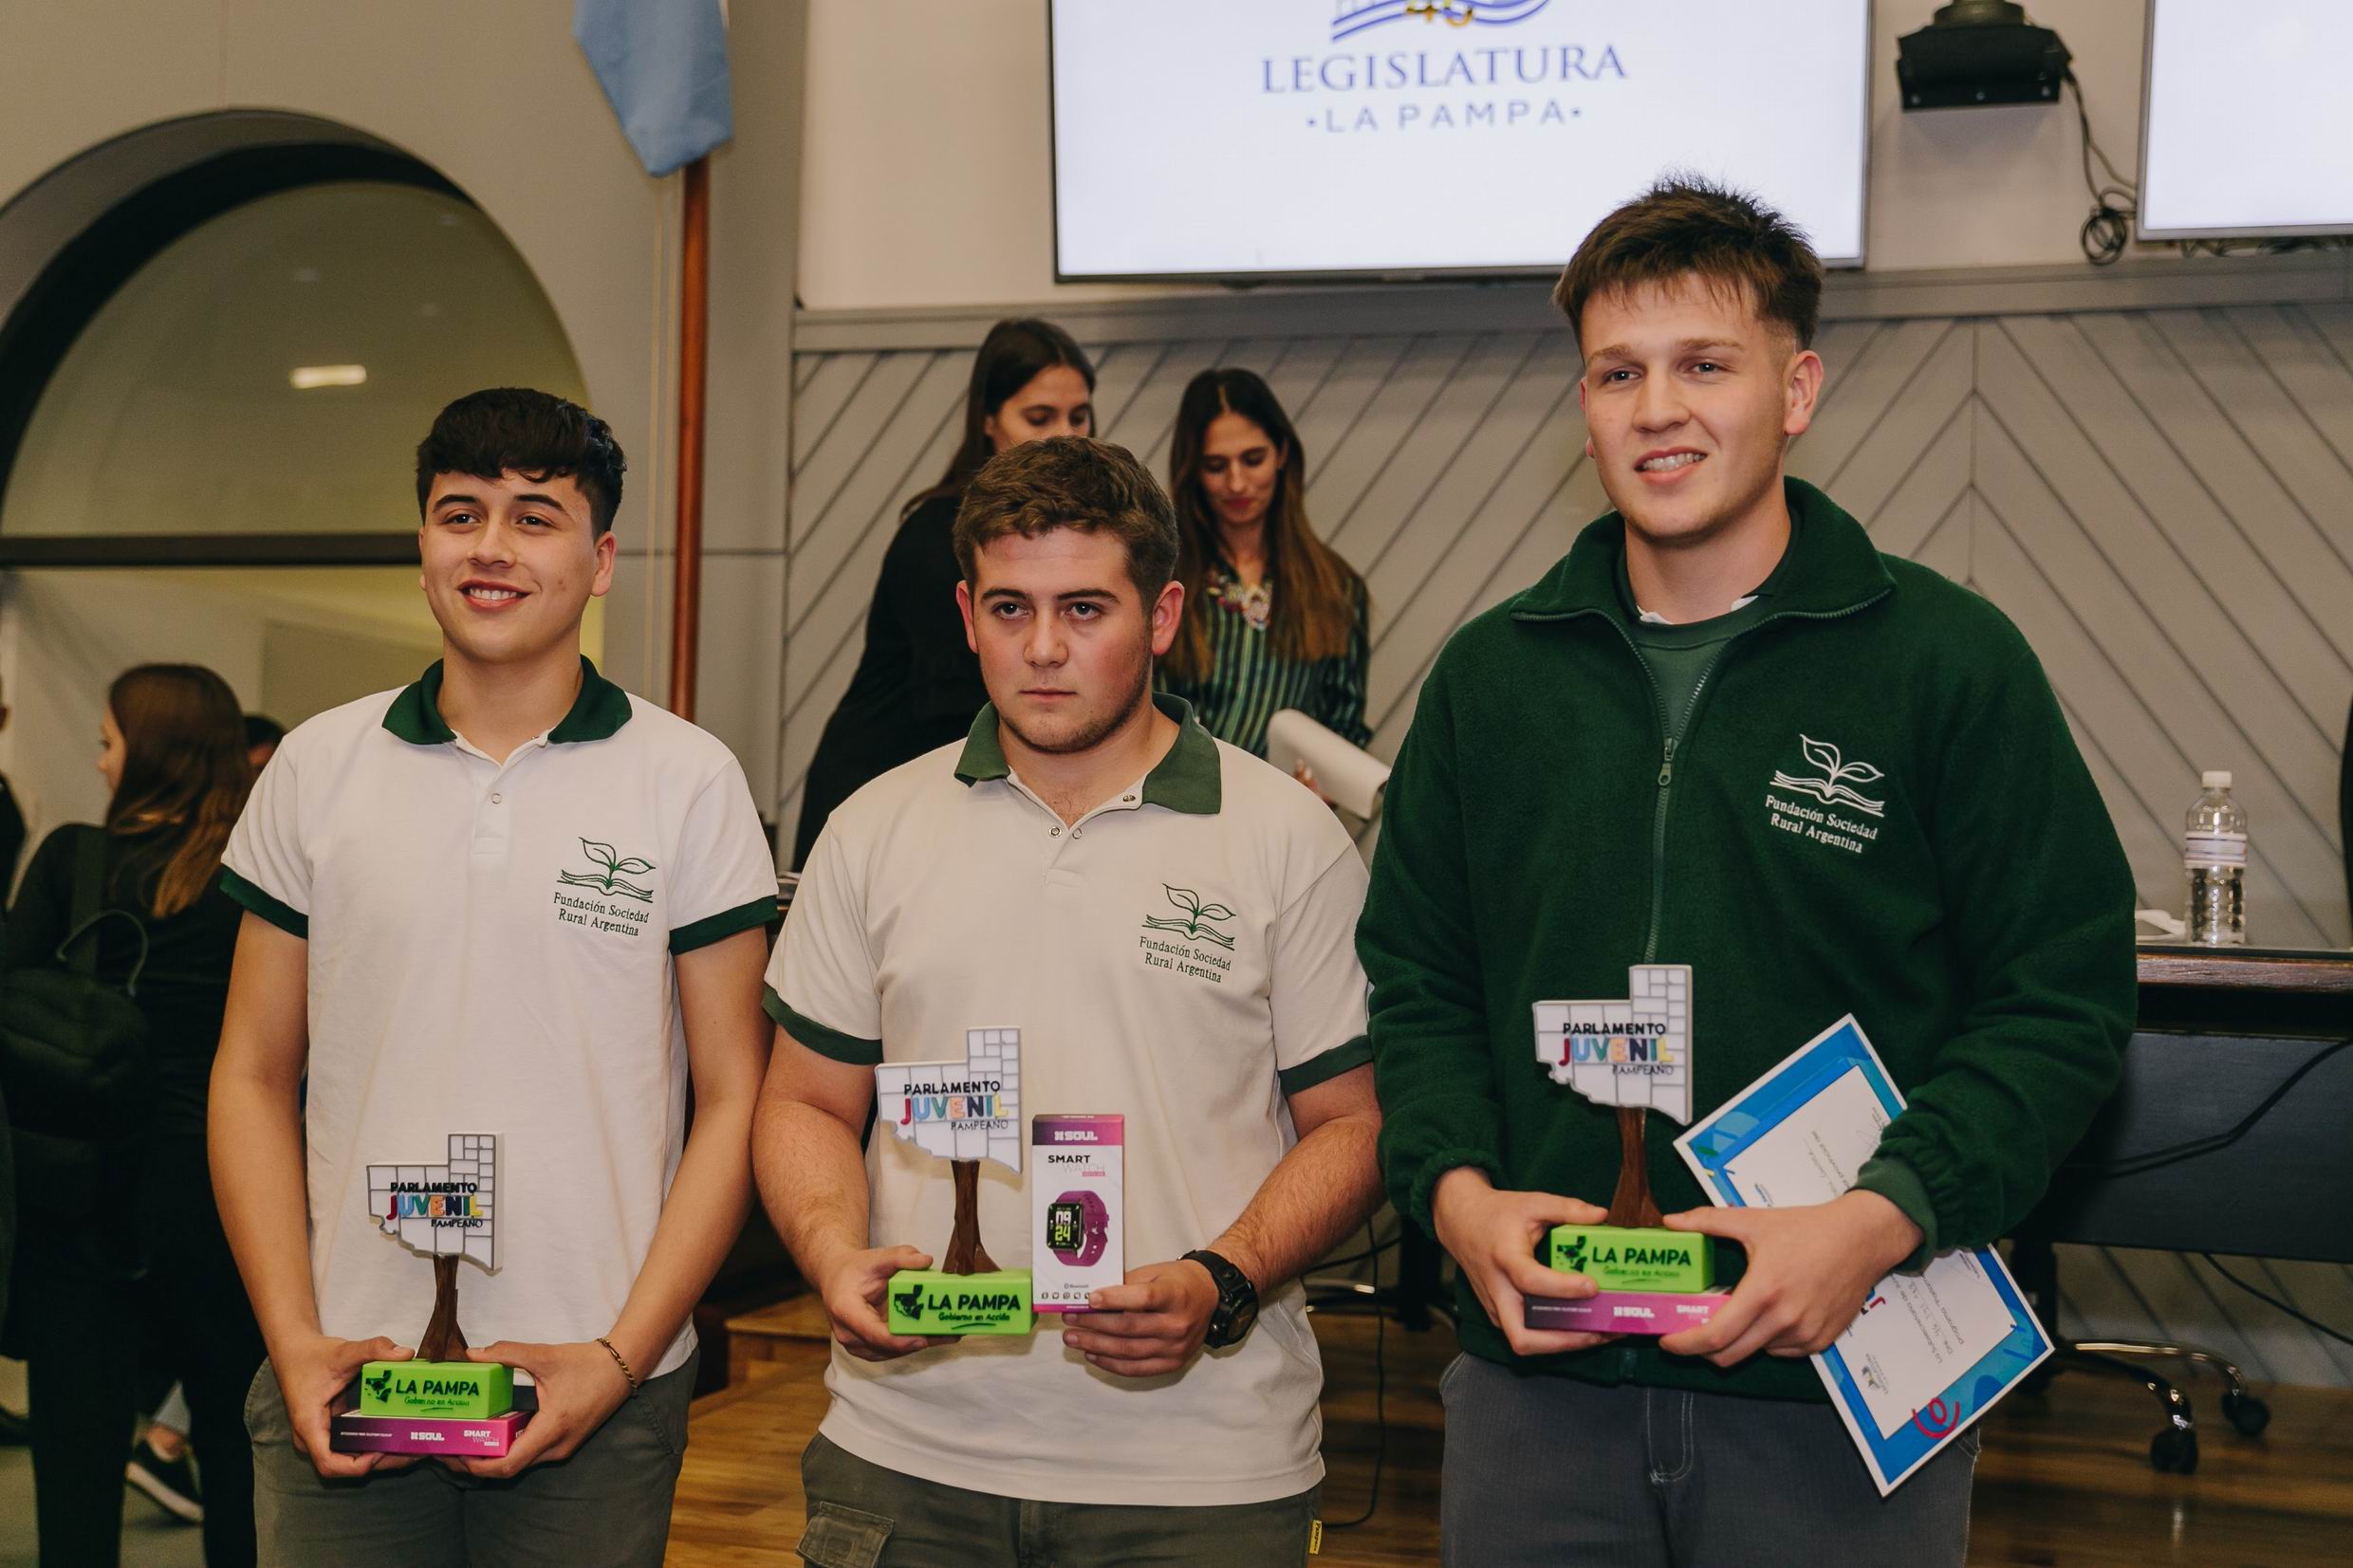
[1161,368,1372,766]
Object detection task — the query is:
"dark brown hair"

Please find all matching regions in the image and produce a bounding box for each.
[908,319,1098,516]
[415,388,626,535]
[1164,368,1363,681]
[1552,176,1824,350]
[952,437,1177,603]
[104,664,251,919]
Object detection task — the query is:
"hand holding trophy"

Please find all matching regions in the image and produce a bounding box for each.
[875,1027,1034,1336]
[1527,967,1731,1334]
[331,1134,532,1456]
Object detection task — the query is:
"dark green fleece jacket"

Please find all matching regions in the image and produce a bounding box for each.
[1361,480,2137,1402]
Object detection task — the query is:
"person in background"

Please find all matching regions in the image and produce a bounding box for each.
[791,318,1097,867]
[244,714,284,774]
[0,673,25,895]
[1160,368,1370,764]
[108,720,287,1525]
[125,1380,203,1524]
[4,664,261,1568]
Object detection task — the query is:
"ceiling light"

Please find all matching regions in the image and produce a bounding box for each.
[289,364,367,390]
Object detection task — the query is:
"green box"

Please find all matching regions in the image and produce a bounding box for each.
[1546,1226,1714,1294]
[886,1268,1035,1336]
[357,1360,513,1419]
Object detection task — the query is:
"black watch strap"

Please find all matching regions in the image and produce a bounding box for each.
[1184,1248,1259,1348]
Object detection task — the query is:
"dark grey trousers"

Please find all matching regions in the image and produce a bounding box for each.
[1439,1354,1978,1568]
[247,1352,696,1568]
[797,1432,1320,1567]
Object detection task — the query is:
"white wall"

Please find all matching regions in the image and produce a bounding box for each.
[0,569,445,863]
[799,0,2158,310]
[0,0,804,817]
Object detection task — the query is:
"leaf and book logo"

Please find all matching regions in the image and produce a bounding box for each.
[1769,735,1887,818]
[557,839,658,902]
[1141,884,1236,950]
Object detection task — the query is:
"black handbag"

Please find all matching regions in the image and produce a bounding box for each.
[0,827,156,1246]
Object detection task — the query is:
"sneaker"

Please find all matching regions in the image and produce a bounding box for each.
[125,1437,203,1523]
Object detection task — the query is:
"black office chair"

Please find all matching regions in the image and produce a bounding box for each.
[2009,1234,2270,1474]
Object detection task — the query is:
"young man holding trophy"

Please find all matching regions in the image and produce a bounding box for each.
[1361,181,2137,1565]
[755,436,1380,1565]
[208,391,779,1565]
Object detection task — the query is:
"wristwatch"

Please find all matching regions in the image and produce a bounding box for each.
[1183,1248,1259,1349]
[1047,1190,1110,1266]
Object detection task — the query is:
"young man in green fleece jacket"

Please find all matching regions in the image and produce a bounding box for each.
[1360,179,2138,1566]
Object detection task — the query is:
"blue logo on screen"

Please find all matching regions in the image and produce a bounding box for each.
[1332,0,1551,43]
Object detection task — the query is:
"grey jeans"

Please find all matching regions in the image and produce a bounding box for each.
[1439,1354,1979,1568]
[246,1351,696,1568]
[797,1432,1321,1567]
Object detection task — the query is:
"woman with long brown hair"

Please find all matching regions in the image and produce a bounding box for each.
[792,317,1097,866]
[3,664,263,1568]
[1162,368,1371,759]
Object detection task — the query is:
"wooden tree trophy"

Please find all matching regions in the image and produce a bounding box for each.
[332,1133,532,1455]
[1526,967,1730,1334]
[878,1027,1034,1335]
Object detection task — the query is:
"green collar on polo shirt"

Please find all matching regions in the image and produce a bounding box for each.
[381,656,634,747]
[954,692,1222,815]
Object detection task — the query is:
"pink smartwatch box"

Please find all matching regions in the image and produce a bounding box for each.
[1031,1115,1123,1312]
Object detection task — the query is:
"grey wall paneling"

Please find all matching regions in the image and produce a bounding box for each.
[781,265,2353,1386]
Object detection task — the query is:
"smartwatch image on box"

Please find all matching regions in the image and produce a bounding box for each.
[1047,1190,1110,1266]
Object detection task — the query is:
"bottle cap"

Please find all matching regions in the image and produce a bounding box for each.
[2201,770,2233,788]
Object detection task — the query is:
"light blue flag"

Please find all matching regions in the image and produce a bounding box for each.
[574,0,733,176]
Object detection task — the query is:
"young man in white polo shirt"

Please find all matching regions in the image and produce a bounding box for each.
[756,435,1381,1565]
[208,389,779,1567]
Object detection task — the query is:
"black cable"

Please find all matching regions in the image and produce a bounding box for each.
[2203,1253,2353,1350]
[2061,1036,2353,1178]
[2064,71,2137,267]
[2065,68,2348,265]
[1325,1218,1389,1530]
[1316,1230,1403,1272]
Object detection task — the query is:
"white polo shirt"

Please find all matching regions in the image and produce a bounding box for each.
[222,658,778,1379]
[769,695,1371,1506]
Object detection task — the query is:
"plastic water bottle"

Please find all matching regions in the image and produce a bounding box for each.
[2183,770,2247,947]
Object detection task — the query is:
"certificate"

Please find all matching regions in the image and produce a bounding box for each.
[1674,1016,2051,1495]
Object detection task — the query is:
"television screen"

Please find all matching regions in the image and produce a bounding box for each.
[2139,1,2353,240]
[1048,0,1872,282]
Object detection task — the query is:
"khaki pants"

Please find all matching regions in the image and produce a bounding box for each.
[797,1431,1321,1567]
[246,1351,696,1568]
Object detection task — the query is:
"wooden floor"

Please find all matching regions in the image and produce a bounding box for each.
[671,1303,2353,1566]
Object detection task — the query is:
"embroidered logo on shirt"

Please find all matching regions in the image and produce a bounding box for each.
[1143,885,1235,948]
[558,839,658,900]
[1139,884,1236,985]
[1769,735,1886,817]
[1764,735,1886,858]
[552,839,657,938]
